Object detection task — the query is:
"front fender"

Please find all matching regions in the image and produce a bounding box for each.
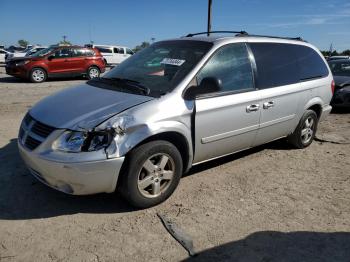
[105,120,193,170]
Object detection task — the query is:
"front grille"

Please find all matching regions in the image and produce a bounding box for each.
[31,121,56,138]
[25,135,41,150]
[19,113,56,151]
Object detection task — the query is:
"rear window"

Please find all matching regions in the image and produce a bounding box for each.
[249,43,299,89]
[250,43,329,89]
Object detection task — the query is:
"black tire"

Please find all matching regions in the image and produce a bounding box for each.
[29,67,47,83]
[119,140,183,208]
[288,110,318,149]
[87,66,100,79]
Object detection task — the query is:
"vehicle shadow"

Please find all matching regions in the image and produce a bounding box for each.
[0,76,87,83]
[0,138,294,220]
[0,139,135,220]
[186,139,293,177]
[183,231,350,262]
[0,76,27,83]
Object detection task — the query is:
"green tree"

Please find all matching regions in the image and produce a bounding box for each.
[133,41,150,52]
[18,39,29,47]
[341,49,350,56]
[59,40,72,46]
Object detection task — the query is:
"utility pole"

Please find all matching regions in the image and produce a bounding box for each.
[207,0,212,36]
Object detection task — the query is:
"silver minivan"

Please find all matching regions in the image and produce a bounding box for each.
[18,32,333,207]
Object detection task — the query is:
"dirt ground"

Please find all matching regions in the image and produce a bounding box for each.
[0,66,349,262]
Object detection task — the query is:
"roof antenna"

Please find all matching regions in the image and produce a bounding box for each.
[207,0,212,36]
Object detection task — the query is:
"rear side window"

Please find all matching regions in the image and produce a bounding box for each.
[114,47,124,54]
[294,45,329,80]
[197,43,254,93]
[96,47,112,53]
[249,43,299,89]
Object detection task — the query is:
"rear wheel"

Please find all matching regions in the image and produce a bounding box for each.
[30,68,47,83]
[119,140,183,208]
[87,66,100,79]
[288,110,318,149]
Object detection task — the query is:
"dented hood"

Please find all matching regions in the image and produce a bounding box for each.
[29,83,153,130]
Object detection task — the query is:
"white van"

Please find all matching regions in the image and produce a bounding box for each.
[87,45,134,65]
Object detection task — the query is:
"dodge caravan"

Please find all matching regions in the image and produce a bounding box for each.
[18,32,333,208]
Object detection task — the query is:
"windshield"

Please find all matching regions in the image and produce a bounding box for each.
[329,61,350,76]
[30,46,56,57]
[88,40,213,97]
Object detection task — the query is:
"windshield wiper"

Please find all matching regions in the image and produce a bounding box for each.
[101,77,150,95]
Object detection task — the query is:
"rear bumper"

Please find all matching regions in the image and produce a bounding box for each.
[319,104,332,122]
[18,141,125,195]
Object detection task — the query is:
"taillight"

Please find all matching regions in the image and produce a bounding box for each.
[331,80,335,94]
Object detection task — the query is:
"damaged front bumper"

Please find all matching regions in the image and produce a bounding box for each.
[18,140,125,195]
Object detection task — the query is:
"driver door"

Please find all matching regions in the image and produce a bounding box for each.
[47,48,74,74]
[193,43,261,163]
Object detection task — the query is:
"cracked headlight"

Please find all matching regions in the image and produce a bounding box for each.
[53,130,114,153]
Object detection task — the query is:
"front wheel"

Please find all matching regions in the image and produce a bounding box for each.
[288,110,318,149]
[119,140,183,208]
[87,66,100,79]
[30,68,47,83]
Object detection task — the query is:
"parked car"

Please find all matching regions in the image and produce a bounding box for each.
[6,46,48,61]
[6,45,105,82]
[6,45,27,53]
[328,59,350,107]
[86,44,134,65]
[18,32,333,208]
[0,49,11,63]
[327,55,350,61]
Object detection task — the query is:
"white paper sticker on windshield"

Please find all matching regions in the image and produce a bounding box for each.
[160,58,186,66]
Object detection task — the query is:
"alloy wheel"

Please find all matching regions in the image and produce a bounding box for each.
[301,116,315,144]
[137,153,175,198]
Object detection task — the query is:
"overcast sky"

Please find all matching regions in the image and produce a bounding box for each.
[1,0,349,51]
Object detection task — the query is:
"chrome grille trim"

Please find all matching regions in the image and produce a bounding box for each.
[19,113,56,151]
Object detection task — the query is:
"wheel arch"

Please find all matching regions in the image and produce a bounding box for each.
[29,66,48,78]
[115,130,192,191]
[307,104,322,119]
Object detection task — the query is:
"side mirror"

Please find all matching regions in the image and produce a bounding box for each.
[184,77,222,100]
[48,55,54,61]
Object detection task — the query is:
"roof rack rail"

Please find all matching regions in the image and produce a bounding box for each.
[185,31,247,37]
[239,34,305,42]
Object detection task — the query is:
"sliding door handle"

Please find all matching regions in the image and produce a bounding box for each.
[263,101,275,109]
[246,104,260,112]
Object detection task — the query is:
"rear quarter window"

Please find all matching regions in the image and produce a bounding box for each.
[294,45,329,80]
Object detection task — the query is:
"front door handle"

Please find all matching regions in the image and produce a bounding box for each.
[263,101,275,109]
[246,104,260,112]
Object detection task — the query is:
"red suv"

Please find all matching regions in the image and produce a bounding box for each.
[5,45,106,83]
